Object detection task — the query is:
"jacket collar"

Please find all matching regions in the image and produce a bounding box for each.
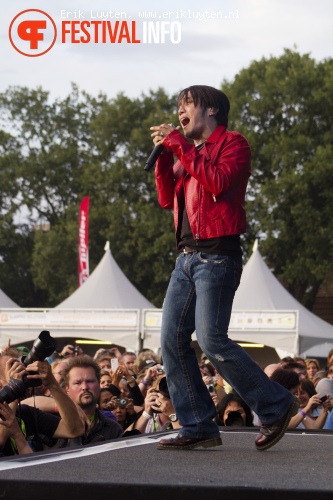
[205,125,227,144]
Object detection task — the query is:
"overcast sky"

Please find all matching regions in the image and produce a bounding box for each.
[1,0,332,102]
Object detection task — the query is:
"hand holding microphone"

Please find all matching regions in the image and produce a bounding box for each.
[144,123,179,172]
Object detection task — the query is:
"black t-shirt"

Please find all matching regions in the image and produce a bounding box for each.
[177,141,242,257]
[1,404,61,456]
[57,409,123,448]
[178,206,242,256]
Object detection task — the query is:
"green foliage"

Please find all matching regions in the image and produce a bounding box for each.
[0,50,332,310]
[0,84,177,307]
[223,49,333,307]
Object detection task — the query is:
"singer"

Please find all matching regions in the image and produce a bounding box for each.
[150,85,298,451]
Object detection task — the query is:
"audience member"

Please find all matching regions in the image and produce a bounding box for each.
[216,393,254,427]
[270,368,330,429]
[3,340,333,458]
[315,377,333,405]
[135,361,165,398]
[133,350,161,376]
[121,352,137,375]
[305,358,320,382]
[199,362,226,405]
[97,388,118,422]
[98,387,118,411]
[95,354,112,371]
[100,369,113,388]
[312,370,328,387]
[282,361,306,380]
[326,349,333,370]
[280,356,295,366]
[59,355,123,446]
[111,361,144,406]
[51,359,68,387]
[296,379,331,429]
[327,364,333,379]
[93,348,112,360]
[51,345,83,362]
[111,397,138,431]
[132,377,181,434]
[264,363,281,377]
[294,356,306,369]
[0,348,85,456]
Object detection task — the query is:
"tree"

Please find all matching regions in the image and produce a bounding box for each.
[2,50,331,311]
[0,85,178,307]
[222,49,333,309]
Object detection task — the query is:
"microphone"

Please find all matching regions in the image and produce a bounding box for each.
[144,144,164,172]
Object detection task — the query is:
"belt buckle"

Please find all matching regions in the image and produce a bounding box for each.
[183,246,193,255]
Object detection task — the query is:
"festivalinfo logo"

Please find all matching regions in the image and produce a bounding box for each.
[9,9,57,57]
[8,8,184,56]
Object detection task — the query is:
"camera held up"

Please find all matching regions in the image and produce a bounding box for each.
[0,330,57,405]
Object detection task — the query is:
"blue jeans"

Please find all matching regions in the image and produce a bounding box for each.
[161,252,294,439]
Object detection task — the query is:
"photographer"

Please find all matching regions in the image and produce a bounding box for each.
[0,348,86,456]
[216,393,254,427]
[58,355,123,447]
[0,402,32,455]
[112,361,144,406]
[110,397,138,431]
[132,377,182,434]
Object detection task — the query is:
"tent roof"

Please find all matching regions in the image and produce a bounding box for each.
[232,241,333,354]
[0,288,19,308]
[56,242,155,310]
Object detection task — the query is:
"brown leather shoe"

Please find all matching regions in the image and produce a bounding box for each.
[157,434,222,450]
[255,398,299,451]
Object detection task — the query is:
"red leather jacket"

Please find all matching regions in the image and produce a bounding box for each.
[155,125,251,245]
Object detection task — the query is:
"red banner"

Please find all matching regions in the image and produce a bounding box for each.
[78,196,90,287]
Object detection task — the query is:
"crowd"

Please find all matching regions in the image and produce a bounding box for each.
[0,342,332,457]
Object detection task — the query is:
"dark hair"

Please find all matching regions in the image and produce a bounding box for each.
[298,379,317,398]
[158,376,170,399]
[199,362,215,377]
[107,384,121,397]
[99,387,113,398]
[282,362,305,371]
[294,356,306,367]
[62,354,101,384]
[177,85,230,126]
[280,356,295,365]
[270,368,299,391]
[216,393,254,427]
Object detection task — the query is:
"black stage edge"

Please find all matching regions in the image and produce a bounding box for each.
[1,428,333,500]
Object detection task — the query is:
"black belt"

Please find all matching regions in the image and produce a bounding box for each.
[181,246,197,254]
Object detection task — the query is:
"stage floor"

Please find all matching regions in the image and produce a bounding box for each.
[0,427,332,500]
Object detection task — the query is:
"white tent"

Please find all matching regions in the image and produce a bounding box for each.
[230,241,333,356]
[56,242,155,310]
[0,243,155,351]
[0,288,19,308]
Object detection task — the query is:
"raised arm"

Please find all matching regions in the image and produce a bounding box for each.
[25,361,86,438]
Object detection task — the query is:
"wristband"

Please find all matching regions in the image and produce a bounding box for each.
[140,380,149,386]
[298,409,306,418]
[142,411,152,420]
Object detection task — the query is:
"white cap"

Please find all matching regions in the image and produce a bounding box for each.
[316,378,333,399]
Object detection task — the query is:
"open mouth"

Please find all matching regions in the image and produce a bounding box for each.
[180,117,190,128]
